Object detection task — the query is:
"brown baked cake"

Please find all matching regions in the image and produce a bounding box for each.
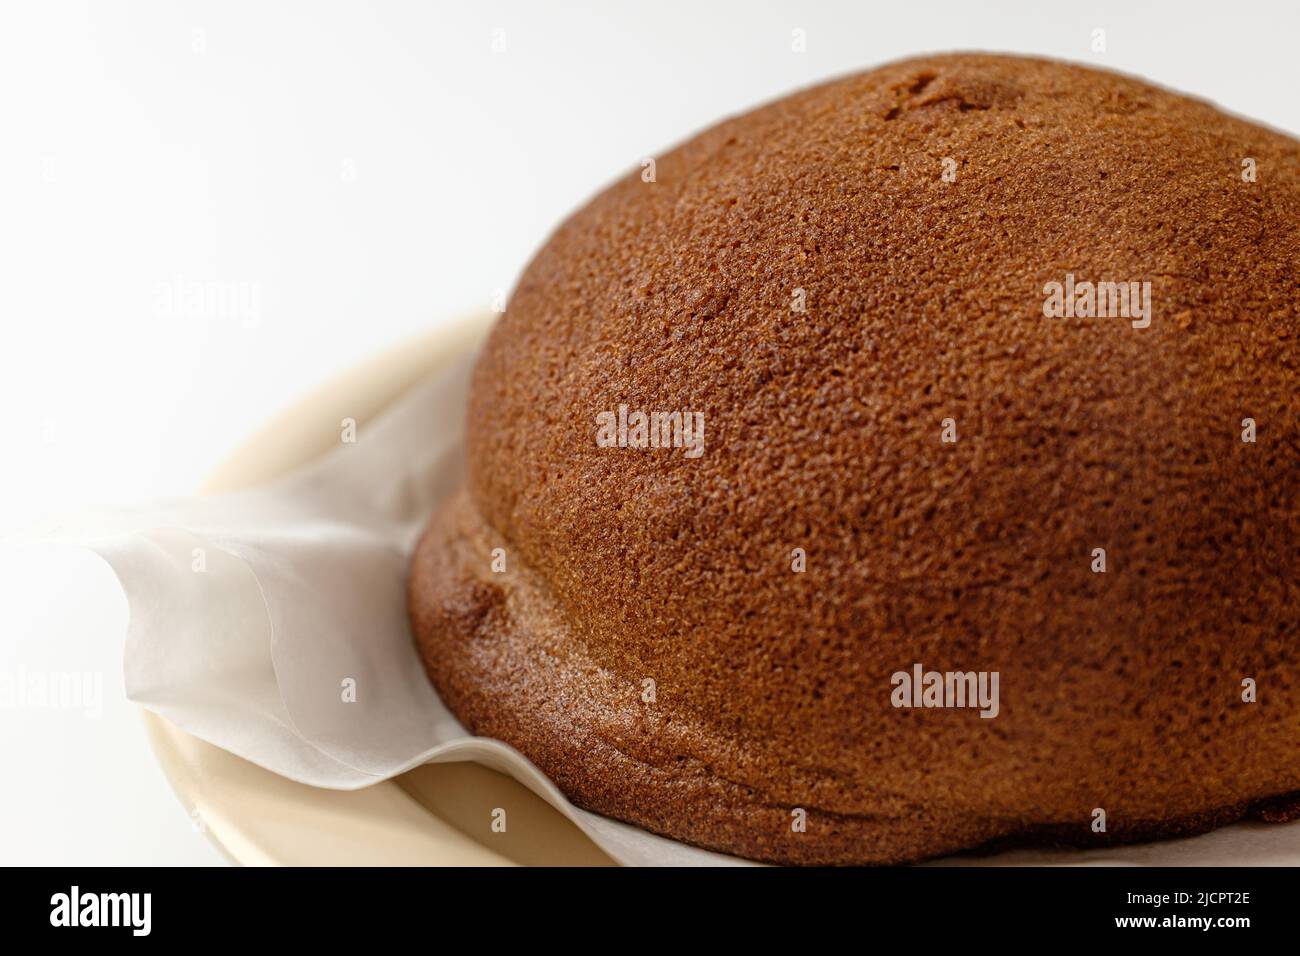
[408,53,1300,865]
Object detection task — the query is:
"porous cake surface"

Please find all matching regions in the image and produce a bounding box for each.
[408,53,1300,864]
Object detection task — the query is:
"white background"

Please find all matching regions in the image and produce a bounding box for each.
[0,0,1295,865]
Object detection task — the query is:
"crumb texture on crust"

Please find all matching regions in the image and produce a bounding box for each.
[410,53,1300,865]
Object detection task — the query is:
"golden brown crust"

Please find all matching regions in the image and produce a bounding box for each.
[409,53,1300,864]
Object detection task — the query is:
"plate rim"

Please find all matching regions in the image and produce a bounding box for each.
[142,312,526,867]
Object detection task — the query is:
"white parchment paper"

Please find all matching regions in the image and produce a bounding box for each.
[41,346,1300,866]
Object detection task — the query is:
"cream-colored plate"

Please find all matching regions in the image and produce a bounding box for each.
[143,313,614,866]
